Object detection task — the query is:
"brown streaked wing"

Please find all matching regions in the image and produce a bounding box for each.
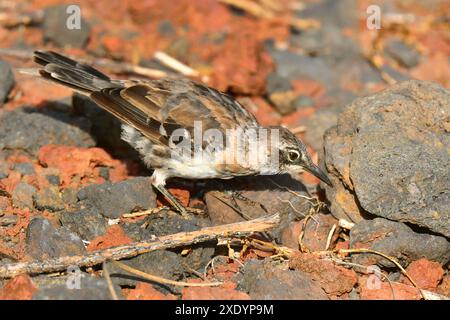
[120,79,259,139]
[90,87,168,146]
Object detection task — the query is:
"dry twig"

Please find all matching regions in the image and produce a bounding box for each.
[102,262,119,300]
[218,0,319,30]
[325,224,337,250]
[0,10,43,28]
[0,214,279,278]
[154,51,199,78]
[110,260,222,287]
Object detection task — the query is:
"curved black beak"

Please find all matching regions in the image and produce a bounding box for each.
[304,164,332,186]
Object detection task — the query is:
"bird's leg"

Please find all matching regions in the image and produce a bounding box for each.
[152,183,189,218]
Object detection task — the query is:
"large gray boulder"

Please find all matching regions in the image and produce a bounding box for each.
[324,80,450,238]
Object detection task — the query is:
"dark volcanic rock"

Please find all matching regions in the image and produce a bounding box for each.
[43,5,91,48]
[12,182,37,209]
[384,39,421,69]
[205,175,314,241]
[0,160,8,179]
[266,73,297,115]
[60,207,108,241]
[268,49,338,90]
[266,72,292,93]
[236,259,328,300]
[106,250,185,289]
[33,275,122,300]
[297,0,358,30]
[123,211,210,241]
[34,186,65,212]
[12,163,35,176]
[120,212,215,288]
[350,218,450,267]
[77,177,157,219]
[0,60,14,104]
[26,217,86,260]
[304,106,342,152]
[268,90,297,115]
[0,109,95,157]
[324,80,450,237]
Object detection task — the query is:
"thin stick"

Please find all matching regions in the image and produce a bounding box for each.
[290,125,306,134]
[122,207,169,218]
[325,224,337,250]
[338,218,355,230]
[0,214,279,278]
[111,260,222,287]
[220,0,273,18]
[218,0,319,29]
[0,11,43,28]
[154,51,199,77]
[102,262,119,300]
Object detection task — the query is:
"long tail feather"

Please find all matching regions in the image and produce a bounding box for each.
[33,50,118,93]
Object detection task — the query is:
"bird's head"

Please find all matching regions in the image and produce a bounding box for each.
[275,126,332,186]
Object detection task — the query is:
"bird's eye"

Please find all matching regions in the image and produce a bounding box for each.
[288,150,300,162]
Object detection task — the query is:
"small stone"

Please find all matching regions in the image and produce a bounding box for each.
[0,109,95,157]
[43,5,91,48]
[158,20,176,36]
[267,48,338,91]
[26,217,86,260]
[61,188,78,207]
[105,250,185,289]
[0,275,37,300]
[266,72,292,94]
[77,177,157,219]
[0,196,11,211]
[293,95,315,109]
[86,225,132,251]
[400,259,444,291]
[12,163,35,176]
[289,253,358,296]
[268,91,297,115]
[0,215,18,227]
[359,277,421,300]
[350,218,450,268]
[0,60,14,104]
[60,206,108,241]
[304,106,341,152]
[33,275,122,300]
[33,187,65,212]
[236,259,328,300]
[437,274,450,297]
[12,182,37,209]
[46,175,60,186]
[384,39,421,68]
[297,0,358,29]
[127,283,177,300]
[0,161,8,179]
[98,167,110,180]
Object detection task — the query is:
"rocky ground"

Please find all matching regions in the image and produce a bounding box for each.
[0,0,449,300]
